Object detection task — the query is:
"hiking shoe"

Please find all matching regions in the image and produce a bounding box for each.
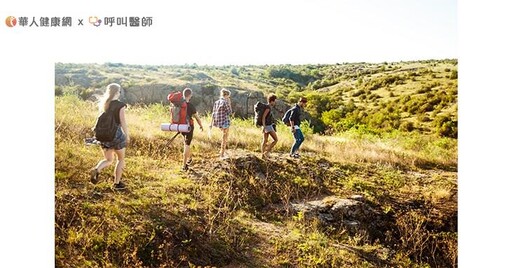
[181,165,189,171]
[90,168,99,184]
[290,153,300,158]
[186,158,193,166]
[113,181,126,190]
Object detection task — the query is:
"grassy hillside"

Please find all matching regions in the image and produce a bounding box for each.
[55,59,457,136]
[55,95,457,267]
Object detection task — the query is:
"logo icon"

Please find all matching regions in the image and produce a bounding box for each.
[89,16,102,27]
[5,16,17,27]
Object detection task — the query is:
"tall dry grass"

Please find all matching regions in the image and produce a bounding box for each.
[55,95,457,267]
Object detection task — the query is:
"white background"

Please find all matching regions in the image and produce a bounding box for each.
[0,1,510,267]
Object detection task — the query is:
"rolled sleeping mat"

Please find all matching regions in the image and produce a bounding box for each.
[160,123,191,133]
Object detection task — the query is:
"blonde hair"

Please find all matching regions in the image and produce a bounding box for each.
[183,88,192,98]
[220,88,231,98]
[99,83,121,112]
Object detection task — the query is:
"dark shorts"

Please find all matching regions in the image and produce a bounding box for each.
[181,125,194,146]
[100,127,126,150]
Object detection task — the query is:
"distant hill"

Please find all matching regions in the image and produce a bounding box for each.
[55,59,457,137]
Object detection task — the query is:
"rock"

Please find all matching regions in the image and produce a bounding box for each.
[343,220,360,232]
[255,172,266,180]
[56,66,307,119]
[318,213,334,222]
[349,195,364,201]
[291,196,378,228]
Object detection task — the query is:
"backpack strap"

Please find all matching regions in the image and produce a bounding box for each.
[106,101,116,113]
[182,98,190,124]
[106,101,121,126]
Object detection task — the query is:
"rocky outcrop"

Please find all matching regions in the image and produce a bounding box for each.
[86,84,290,119]
[292,196,376,225]
[291,195,391,240]
[56,66,294,118]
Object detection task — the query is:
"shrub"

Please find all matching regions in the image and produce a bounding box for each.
[368,93,381,101]
[450,70,458,79]
[406,103,419,114]
[321,109,343,128]
[434,116,458,138]
[416,84,433,94]
[79,88,95,100]
[399,121,414,132]
[266,66,316,85]
[352,89,365,97]
[418,103,434,113]
[303,92,332,119]
[416,113,430,122]
[55,86,64,96]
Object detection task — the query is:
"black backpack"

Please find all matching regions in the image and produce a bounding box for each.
[93,104,118,142]
[282,107,294,126]
[254,101,267,127]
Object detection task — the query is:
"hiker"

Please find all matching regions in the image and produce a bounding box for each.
[181,88,204,171]
[90,83,130,189]
[289,97,307,158]
[210,88,232,158]
[261,94,278,159]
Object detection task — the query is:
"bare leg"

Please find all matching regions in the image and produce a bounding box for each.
[220,127,230,157]
[266,131,278,154]
[113,148,126,184]
[183,145,190,167]
[261,132,269,157]
[95,149,115,172]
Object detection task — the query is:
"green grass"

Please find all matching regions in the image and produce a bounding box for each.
[55,94,457,267]
[56,59,457,137]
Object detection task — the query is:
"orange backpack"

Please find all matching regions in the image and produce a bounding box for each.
[167,91,189,125]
